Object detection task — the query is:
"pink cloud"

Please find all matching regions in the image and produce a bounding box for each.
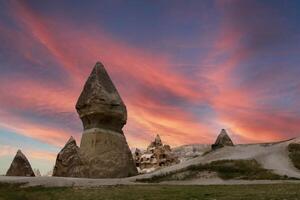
[193,0,300,143]
[0,110,77,147]
[0,144,56,161]
[2,0,297,152]
[2,0,218,149]
[0,78,76,113]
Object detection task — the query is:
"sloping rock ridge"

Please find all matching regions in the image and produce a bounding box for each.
[53,136,88,177]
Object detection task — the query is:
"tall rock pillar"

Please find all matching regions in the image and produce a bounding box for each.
[76,62,137,178]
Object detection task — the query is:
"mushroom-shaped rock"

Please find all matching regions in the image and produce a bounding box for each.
[6,150,35,177]
[77,62,137,178]
[76,62,127,133]
[212,129,234,150]
[53,136,88,177]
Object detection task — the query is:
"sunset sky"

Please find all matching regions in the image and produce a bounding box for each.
[1,0,300,174]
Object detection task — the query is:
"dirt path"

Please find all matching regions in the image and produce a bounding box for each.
[1,176,300,187]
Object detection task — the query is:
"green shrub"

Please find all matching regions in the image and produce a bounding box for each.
[137,159,286,183]
[208,160,282,180]
[288,143,300,170]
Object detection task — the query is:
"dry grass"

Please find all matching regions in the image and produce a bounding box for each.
[1,182,300,200]
[137,159,290,183]
[288,143,300,170]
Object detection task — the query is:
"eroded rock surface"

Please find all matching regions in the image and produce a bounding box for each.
[134,134,179,173]
[53,136,88,177]
[76,62,127,133]
[76,62,137,178]
[212,129,234,150]
[6,150,35,177]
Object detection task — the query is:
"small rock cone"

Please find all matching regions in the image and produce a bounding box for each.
[6,150,35,177]
[212,129,234,150]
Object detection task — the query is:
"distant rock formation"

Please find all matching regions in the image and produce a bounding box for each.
[172,144,211,162]
[53,136,88,177]
[148,134,163,148]
[6,150,35,177]
[212,129,234,150]
[33,168,41,177]
[45,169,53,177]
[134,134,179,173]
[53,62,137,178]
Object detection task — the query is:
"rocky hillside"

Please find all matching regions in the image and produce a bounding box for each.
[172,144,211,162]
[136,137,300,183]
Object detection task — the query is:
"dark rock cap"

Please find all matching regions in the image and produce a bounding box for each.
[6,150,35,177]
[76,62,127,132]
[212,129,234,150]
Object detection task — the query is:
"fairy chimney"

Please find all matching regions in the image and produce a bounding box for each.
[212,129,234,150]
[76,62,137,178]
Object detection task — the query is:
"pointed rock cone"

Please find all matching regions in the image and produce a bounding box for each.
[212,129,234,150]
[6,150,35,177]
[149,134,163,148]
[76,62,127,133]
[77,62,137,178]
[53,136,88,177]
[155,134,162,145]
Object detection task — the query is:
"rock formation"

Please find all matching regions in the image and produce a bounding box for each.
[6,150,35,177]
[172,144,211,162]
[76,62,137,178]
[148,134,163,148]
[53,136,88,177]
[33,168,41,177]
[212,129,234,150]
[134,134,179,173]
[45,169,53,177]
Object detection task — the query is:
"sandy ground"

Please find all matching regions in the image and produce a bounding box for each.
[1,175,300,187]
[0,137,299,187]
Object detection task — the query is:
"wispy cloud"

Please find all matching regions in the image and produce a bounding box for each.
[0,0,299,156]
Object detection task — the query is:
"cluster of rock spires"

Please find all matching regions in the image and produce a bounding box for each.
[134,134,179,173]
[5,61,235,178]
[53,62,137,178]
